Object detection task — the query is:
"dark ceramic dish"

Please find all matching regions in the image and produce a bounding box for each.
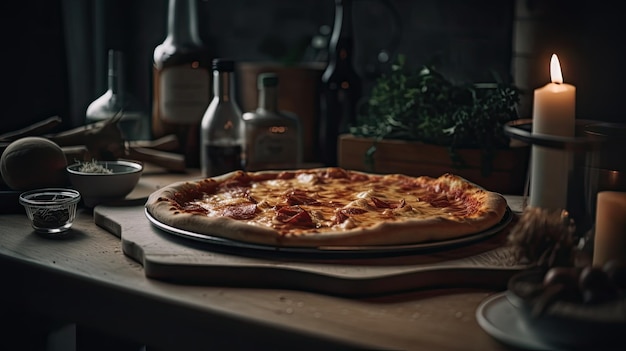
[506,269,626,349]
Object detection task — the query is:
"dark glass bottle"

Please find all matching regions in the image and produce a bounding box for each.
[243,73,302,171]
[152,0,212,168]
[200,59,244,177]
[318,0,362,166]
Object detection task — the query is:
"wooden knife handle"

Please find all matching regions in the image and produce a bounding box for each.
[129,134,179,151]
[127,146,186,173]
[0,116,62,142]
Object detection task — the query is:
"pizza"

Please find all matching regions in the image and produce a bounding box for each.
[145,167,508,247]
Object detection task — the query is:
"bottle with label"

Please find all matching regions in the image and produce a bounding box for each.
[243,73,302,171]
[152,0,212,167]
[86,50,149,141]
[200,59,244,177]
[318,0,362,167]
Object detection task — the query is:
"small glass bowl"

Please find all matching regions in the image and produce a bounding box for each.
[19,188,81,234]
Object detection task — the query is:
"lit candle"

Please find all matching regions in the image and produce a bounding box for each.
[593,191,626,267]
[529,54,576,210]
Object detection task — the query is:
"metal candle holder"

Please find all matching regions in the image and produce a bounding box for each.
[504,118,626,244]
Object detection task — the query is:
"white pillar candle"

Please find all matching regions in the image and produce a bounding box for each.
[593,191,626,267]
[529,54,576,210]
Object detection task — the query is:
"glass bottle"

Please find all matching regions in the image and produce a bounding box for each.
[86,50,149,141]
[152,0,212,167]
[200,59,244,177]
[318,0,362,166]
[243,73,302,171]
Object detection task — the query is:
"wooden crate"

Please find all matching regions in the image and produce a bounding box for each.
[338,134,529,195]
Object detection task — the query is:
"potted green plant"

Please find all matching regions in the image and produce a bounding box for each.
[339,55,529,194]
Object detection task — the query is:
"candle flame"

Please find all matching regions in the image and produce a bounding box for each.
[550,54,564,84]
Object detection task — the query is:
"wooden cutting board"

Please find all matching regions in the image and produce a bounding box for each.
[94,203,527,297]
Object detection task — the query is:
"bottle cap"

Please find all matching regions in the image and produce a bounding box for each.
[258,73,278,89]
[212,58,235,72]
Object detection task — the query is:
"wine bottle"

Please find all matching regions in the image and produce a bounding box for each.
[86,50,149,141]
[243,72,302,171]
[318,0,362,167]
[152,0,212,167]
[200,59,244,177]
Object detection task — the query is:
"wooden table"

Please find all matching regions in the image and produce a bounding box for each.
[0,168,524,351]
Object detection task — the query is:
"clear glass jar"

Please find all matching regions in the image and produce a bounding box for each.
[243,72,302,171]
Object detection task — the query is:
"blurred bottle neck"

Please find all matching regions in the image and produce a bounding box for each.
[165,0,203,48]
[212,60,236,102]
[258,73,279,112]
[107,50,124,100]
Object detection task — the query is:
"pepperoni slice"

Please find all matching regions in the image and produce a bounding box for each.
[222,203,257,220]
[285,189,319,205]
[275,206,315,227]
[324,167,350,179]
[371,197,392,208]
[371,197,406,209]
[423,195,451,208]
[334,210,349,224]
[180,203,208,214]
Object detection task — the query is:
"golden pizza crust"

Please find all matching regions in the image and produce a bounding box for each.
[145,168,508,248]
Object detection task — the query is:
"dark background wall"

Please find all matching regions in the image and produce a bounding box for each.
[3,0,624,136]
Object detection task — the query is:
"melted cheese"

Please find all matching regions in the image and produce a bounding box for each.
[186,170,486,235]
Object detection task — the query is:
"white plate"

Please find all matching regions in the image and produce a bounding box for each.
[476,292,565,351]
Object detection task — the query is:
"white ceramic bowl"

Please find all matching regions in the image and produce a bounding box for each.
[66,160,143,207]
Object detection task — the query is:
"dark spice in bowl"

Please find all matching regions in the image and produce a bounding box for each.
[32,207,71,229]
[19,188,81,234]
